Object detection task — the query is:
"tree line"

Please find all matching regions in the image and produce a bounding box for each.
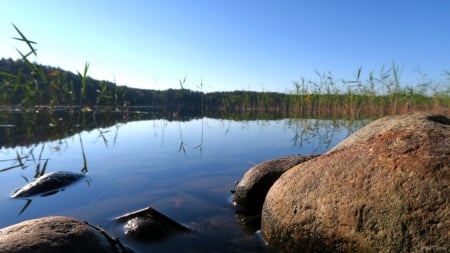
[1,58,449,118]
[0,58,295,114]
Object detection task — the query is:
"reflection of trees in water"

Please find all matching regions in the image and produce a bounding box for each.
[285,118,371,152]
[1,115,372,182]
[1,115,372,216]
[0,108,133,149]
[0,106,374,151]
[1,114,372,174]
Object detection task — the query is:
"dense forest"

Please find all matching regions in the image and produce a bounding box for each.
[0,58,293,114]
[1,58,449,119]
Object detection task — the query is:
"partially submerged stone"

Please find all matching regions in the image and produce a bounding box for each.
[124,217,171,240]
[116,206,189,241]
[233,154,319,214]
[262,113,450,252]
[11,171,86,198]
[0,216,133,253]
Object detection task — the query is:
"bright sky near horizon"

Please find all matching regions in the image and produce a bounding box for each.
[1,1,449,93]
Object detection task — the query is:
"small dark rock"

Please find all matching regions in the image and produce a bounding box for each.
[124,217,171,241]
[233,154,319,214]
[116,206,189,242]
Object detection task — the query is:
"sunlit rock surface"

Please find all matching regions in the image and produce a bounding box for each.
[0,216,133,253]
[262,113,450,252]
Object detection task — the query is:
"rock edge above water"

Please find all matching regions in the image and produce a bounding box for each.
[261,113,449,252]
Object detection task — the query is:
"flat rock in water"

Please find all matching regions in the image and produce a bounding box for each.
[0,216,133,253]
[262,113,450,252]
[11,171,85,198]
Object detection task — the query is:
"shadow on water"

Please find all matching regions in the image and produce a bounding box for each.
[0,108,371,252]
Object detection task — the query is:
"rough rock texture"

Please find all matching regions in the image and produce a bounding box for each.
[261,113,450,252]
[233,154,319,214]
[0,216,132,253]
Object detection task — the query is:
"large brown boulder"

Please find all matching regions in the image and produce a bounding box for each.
[0,216,133,253]
[233,154,319,214]
[262,113,450,252]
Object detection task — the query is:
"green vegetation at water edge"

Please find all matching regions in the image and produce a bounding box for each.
[1,58,449,118]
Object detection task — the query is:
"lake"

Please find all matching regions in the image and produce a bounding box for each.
[0,111,370,252]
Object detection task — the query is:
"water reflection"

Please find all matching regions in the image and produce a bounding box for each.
[0,111,371,252]
[285,118,367,152]
[0,108,138,148]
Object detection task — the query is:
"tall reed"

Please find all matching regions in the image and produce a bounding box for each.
[291,63,450,119]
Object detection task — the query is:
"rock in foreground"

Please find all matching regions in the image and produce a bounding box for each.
[262,113,450,252]
[0,216,133,253]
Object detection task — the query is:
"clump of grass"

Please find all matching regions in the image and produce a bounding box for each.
[11,23,48,106]
[1,24,117,112]
[289,64,450,119]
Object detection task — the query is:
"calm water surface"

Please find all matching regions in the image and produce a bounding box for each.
[0,117,368,252]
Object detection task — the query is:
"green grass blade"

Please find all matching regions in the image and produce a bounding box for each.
[16,48,34,66]
[12,23,37,56]
[35,65,48,84]
[0,71,19,79]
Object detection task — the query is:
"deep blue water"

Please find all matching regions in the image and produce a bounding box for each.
[0,117,368,252]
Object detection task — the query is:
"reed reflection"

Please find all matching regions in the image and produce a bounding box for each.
[0,109,370,217]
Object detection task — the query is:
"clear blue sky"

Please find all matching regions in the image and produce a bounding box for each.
[1,1,449,93]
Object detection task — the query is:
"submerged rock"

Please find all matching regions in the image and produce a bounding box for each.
[11,171,86,198]
[116,206,189,241]
[262,113,450,252]
[0,216,133,253]
[233,154,319,214]
[124,217,172,241]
